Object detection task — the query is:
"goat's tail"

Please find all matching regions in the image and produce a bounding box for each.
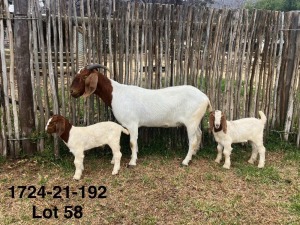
[258,111,267,125]
[207,100,213,113]
[122,128,130,135]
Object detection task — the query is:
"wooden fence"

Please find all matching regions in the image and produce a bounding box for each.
[0,0,299,158]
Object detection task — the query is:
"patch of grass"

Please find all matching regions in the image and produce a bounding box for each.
[142,215,157,225]
[141,174,152,185]
[0,178,8,183]
[204,172,223,182]
[229,194,242,208]
[0,155,6,166]
[37,173,49,185]
[284,150,300,162]
[2,216,18,225]
[266,133,298,152]
[236,165,281,184]
[52,157,74,173]
[139,139,185,159]
[290,193,300,215]
[198,145,217,160]
[193,200,223,216]
[265,133,300,164]
[111,177,122,188]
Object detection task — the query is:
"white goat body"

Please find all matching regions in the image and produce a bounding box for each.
[111,81,212,166]
[209,110,267,169]
[111,80,209,127]
[214,118,265,144]
[46,115,129,180]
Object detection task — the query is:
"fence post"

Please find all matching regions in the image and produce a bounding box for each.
[14,0,37,156]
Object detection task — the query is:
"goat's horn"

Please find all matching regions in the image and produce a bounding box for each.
[86,64,111,73]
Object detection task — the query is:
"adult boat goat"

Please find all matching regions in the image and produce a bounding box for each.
[70,64,212,166]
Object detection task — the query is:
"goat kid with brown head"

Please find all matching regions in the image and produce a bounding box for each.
[70,64,212,167]
[46,114,129,180]
[209,110,267,169]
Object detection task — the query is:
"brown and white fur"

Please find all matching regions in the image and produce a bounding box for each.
[209,110,267,169]
[45,115,129,180]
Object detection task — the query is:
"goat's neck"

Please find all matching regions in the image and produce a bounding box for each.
[94,73,113,107]
[60,121,72,143]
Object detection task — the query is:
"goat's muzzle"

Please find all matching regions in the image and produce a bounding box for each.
[70,89,81,98]
[214,124,220,129]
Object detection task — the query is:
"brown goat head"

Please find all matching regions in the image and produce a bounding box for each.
[70,64,111,98]
[70,66,95,98]
[46,115,66,136]
[209,110,227,133]
[46,115,72,142]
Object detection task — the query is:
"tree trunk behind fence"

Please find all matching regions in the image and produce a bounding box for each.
[14,0,37,156]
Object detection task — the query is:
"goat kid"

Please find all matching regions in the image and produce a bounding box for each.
[209,110,267,169]
[70,64,212,166]
[45,115,129,180]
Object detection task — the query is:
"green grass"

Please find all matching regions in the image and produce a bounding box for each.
[290,193,300,215]
[203,172,223,182]
[236,165,281,184]
[265,133,300,163]
[0,155,5,166]
[193,200,223,216]
[142,215,157,225]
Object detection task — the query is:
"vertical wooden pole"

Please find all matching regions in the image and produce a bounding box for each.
[14,0,36,156]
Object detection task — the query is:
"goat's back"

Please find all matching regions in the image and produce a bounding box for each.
[111,82,210,127]
[67,121,125,150]
[227,118,265,143]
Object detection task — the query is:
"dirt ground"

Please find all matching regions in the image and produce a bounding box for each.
[0,145,299,225]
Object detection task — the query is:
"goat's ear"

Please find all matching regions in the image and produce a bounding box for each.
[208,111,215,132]
[56,118,65,136]
[221,112,227,134]
[83,72,98,97]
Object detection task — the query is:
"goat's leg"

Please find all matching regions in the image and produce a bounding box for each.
[128,127,138,166]
[257,144,266,168]
[192,127,202,156]
[73,152,84,180]
[222,145,232,169]
[182,126,198,166]
[215,143,223,163]
[110,144,122,175]
[248,141,258,164]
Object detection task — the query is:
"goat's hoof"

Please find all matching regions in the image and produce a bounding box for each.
[248,159,255,164]
[215,159,221,164]
[112,171,119,175]
[222,165,230,169]
[128,161,137,166]
[258,164,264,168]
[182,160,189,166]
[73,176,81,180]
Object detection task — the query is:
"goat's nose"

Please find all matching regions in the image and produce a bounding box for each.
[70,90,73,94]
